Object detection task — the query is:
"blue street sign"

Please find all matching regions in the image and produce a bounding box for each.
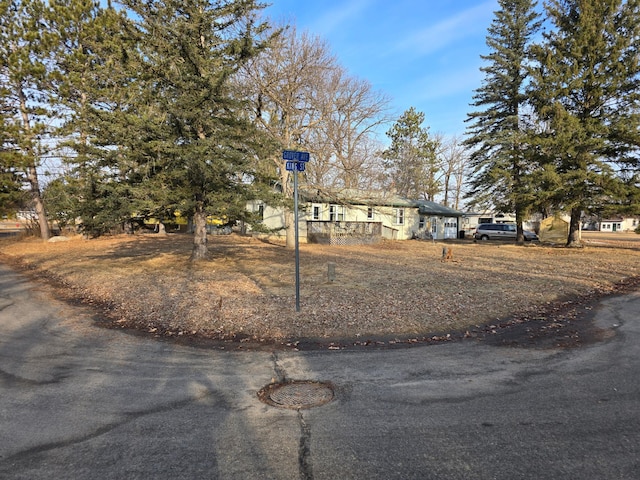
[285,161,305,172]
[283,150,310,162]
[283,152,308,312]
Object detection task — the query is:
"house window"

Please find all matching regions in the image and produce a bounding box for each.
[395,208,405,225]
[329,205,345,222]
[367,207,374,220]
[257,204,264,220]
[419,216,426,229]
[312,205,321,221]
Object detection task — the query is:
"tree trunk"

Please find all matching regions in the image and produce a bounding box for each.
[19,86,50,241]
[191,207,208,261]
[285,209,295,249]
[566,207,582,247]
[515,208,525,245]
[442,172,450,207]
[26,165,50,240]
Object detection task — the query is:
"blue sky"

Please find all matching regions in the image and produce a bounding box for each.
[263,0,500,140]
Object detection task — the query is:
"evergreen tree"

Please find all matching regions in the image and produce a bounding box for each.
[465,0,541,244]
[529,0,640,246]
[382,107,440,200]
[0,166,26,216]
[107,0,276,259]
[0,0,54,239]
[47,0,137,236]
[0,118,28,215]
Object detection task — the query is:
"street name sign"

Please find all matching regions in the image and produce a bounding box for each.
[285,161,305,172]
[283,150,310,162]
[282,150,310,312]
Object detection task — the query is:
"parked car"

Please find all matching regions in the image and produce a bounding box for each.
[474,223,538,241]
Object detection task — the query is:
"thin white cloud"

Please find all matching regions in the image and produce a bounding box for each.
[403,64,485,103]
[390,65,484,136]
[393,0,497,57]
[310,0,372,36]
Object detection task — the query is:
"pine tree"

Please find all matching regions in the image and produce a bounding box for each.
[465,0,541,244]
[529,0,640,246]
[0,117,28,214]
[111,0,275,259]
[47,0,137,236]
[383,107,440,200]
[0,0,54,239]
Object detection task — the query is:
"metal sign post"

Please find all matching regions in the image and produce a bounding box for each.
[283,150,309,312]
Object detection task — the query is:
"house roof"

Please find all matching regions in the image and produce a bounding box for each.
[300,187,464,217]
[301,188,410,206]
[416,200,464,217]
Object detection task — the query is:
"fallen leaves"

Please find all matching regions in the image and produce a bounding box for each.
[1,232,639,347]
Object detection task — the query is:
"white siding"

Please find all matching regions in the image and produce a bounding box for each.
[247,200,456,241]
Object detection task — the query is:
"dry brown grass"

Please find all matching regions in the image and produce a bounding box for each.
[1,231,639,344]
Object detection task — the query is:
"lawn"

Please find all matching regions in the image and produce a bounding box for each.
[1,231,638,347]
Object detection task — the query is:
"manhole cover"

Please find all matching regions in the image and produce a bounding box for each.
[258,381,334,409]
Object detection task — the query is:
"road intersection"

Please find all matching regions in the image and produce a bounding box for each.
[1,262,639,479]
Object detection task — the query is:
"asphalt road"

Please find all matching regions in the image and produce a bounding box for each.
[1,262,639,480]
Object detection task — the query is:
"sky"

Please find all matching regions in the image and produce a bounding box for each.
[262,0,500,141]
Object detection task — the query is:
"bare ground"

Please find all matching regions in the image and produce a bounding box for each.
[1,231,639,350]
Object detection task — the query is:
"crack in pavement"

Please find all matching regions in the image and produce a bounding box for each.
[269,353,314,479]
[298,411,313,480]
[271,352,287,383]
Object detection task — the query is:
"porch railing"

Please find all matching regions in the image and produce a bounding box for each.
[307,221,382,245]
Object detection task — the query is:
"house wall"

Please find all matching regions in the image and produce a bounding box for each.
[248,200,460,241]
[310,203,416,240]
[600,217,638,232]
[246,201,287,236]
[251,201,428,241]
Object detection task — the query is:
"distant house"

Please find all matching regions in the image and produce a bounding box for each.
[250,188,464,244]
[16,210,37,221]
[599,216,639,233]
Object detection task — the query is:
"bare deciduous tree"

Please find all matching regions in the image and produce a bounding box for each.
[313,68,391,189]
[239,27,337,247]
[239,26,391,246]
[437,135,469,209]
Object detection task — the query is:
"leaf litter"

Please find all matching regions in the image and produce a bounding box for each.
[1,232,638,349]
